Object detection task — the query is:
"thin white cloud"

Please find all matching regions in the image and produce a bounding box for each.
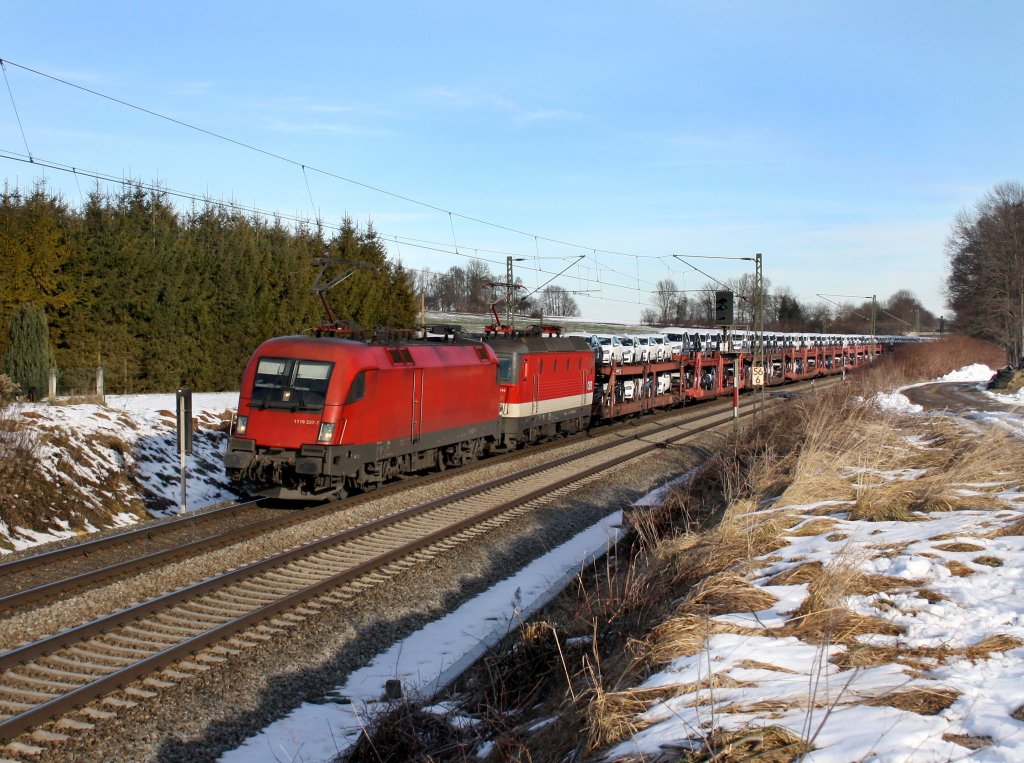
[415,85,584,125]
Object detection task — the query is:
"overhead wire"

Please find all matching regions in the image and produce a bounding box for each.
[0,147,662,306]
[0,59,32,161]
[0,57,669,263]
[0,57,778,314]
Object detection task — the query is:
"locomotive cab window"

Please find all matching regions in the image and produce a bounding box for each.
[497,357,514,383]
[252,357,333,411]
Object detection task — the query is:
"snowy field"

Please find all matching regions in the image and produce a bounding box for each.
[221,364,1024,762]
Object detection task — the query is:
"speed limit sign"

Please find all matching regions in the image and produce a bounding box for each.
[752,366,765,387]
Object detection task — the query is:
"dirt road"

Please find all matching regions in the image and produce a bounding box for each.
[903,381,1022,414]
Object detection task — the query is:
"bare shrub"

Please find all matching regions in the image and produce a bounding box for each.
[0,373,21,401]
[340,700,474,762]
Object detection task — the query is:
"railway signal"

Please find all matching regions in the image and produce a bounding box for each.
[715,290,734,325]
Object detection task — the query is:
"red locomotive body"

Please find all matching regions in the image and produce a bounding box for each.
[225,335,500,499]
[486,335,596,447]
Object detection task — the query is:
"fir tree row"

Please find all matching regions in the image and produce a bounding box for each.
[0,181,418,394]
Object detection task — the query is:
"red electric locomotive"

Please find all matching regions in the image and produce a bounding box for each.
[225,335,500,499]
[486,334,597,447]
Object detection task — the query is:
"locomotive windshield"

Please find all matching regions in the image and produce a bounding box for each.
[251,357,333,411]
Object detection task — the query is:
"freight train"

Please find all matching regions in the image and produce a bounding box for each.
[224,323,898,500]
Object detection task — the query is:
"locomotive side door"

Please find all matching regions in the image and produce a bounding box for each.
[532,367,539,415]
[410,368,424,443]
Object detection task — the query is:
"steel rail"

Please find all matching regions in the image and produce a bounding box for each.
[0,500,263,577]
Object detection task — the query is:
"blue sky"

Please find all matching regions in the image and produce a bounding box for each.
[3,1,1022,324]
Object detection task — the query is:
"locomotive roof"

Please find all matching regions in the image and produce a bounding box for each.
[484,335,592,354]
[264,334,488,349]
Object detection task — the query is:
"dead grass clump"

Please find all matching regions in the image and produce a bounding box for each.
[581,684,679,752]
[644,614,765,664]
[991,518,1024,537]
[786,518,840,536]
[785,609,905,644]
[583,673,763,753]
[784,551,908,643]
[974,555,1004,567]
[945,560,976,577]
[934,541,985,552]
[767,561,823,586]
[963,633,1023,659]
[680,572,780,617]
[915,588,949,604]
[341,701,473,762]
[676,725,810,762]
[664,508,793,586]
[848,489,929,522]
[942,733,993,750]
[867,686,960,715]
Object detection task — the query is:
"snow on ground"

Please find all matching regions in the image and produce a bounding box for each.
[608,502,1024,762]
[938,363,999,383]
[0,392,239,552]
[218,363,1024,762]
[222,514,627,763]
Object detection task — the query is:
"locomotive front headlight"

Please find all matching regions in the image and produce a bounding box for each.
[317,422,336,444]
[235,415,248,435]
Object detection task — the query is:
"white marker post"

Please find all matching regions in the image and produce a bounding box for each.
[176,388,193,515]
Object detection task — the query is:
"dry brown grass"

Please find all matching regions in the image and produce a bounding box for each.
[945,560,976,577]
[680,571,780,616]
[831,631,1022,672]
[943,733,994,750]
[868,687,960,715]
[934,541,986,552]
[974,555,1004,567]
[767,561,823,586]
[963,633,1024,659]
[674,725,811,762]
[644,615,766,665]
[991,518,1024,537]
[776,547,911,645]
[786,518,840,536]
[581,673,764,755]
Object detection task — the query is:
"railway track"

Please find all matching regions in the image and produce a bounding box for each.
[0,390,772,615]
[0,379,837,755]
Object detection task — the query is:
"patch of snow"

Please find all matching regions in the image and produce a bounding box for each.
[872,391,923,414]
[938,363,996,383]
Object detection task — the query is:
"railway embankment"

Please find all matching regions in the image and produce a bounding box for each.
[341,335,1024,762]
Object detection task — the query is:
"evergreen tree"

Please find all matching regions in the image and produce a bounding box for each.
[3,303,57,400]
